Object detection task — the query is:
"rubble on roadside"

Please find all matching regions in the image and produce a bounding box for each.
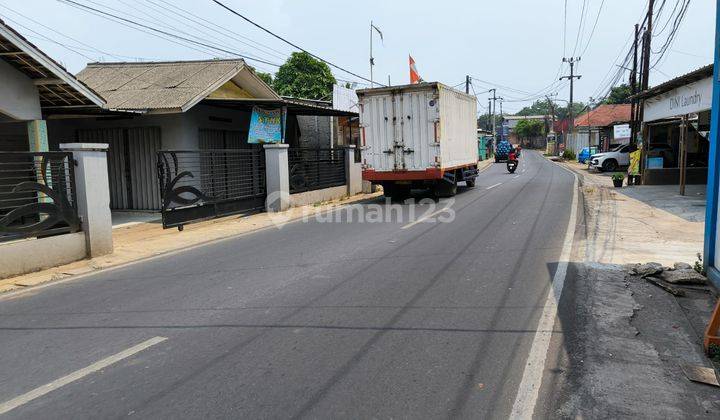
[626,261,710,296]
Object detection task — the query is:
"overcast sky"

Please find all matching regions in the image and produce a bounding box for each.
[1,0,714,114]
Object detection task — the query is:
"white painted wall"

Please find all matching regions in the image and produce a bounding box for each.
[0,232,86,279]
[0,59,41,121]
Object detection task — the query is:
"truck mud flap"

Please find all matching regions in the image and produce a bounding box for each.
[461,168,479,180]
[441,171,456,184]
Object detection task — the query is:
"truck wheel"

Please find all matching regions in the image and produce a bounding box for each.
[383,183,410,201]
[434,180,457,198]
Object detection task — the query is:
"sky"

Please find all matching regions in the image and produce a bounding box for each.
[0,0,715,115]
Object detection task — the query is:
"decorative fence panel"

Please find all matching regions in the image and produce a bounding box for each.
[0,151,79,241]
[157,149,266,229]
[288,148,346,194]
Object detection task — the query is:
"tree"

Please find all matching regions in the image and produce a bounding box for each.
[604,83,632,104]
[516,99,585,121]
[273,52,336,100]
[256,71,273,87]
[477,113,498,131]
[516,100,552,117]
[514,119,545,142]
[556,102,586,121]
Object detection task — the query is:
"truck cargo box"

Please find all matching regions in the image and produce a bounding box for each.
[357,82,478,183]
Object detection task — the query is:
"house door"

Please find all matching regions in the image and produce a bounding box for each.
[76,127,162,210]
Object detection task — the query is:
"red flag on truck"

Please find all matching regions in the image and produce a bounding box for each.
[409,55,422,84]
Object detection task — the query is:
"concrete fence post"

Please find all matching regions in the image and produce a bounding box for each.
[60,143,113,257]
[263,143,290,212]
[343,145,363,196]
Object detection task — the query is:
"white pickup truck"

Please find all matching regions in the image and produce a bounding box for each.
[589,144,637,172]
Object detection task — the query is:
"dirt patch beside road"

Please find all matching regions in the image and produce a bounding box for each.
[561,160,704,266]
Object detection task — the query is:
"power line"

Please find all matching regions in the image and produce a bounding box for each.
[210,0,382,86]
[571,0,588,57]
[142,0,290,62]
[0,3,152,61]
[651,0,691,68]
[579,0,606,57]
[57,0,234,58]
[59,0,283,67]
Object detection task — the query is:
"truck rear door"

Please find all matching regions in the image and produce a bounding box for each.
[398,88,439,171]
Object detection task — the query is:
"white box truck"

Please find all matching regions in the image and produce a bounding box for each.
[357,82,479,198]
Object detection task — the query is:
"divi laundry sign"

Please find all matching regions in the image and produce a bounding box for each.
[644,77,712,122]
[248,106,287,144]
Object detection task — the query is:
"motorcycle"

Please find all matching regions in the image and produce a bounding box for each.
[506,151,518,173]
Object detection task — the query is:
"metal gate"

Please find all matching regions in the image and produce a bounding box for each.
[157,148,266,229]
[288,147,346,193]
[76,127,161,210]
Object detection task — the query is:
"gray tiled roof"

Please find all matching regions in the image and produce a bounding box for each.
[76,59,259,111]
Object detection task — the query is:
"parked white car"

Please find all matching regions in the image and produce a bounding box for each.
[589,144,637,172]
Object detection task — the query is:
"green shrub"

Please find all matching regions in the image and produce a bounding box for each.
[611,172,625,181]
[562,149,576,160]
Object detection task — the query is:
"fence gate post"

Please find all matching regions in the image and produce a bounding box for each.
[263,143,290,212]
[344,145,362,195]
[60,143,113,257]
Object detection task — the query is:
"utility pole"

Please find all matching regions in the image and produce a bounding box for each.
[498,97,505,141]
[388,75,391,86]
[638,0,655,178]
[488,88,497,139]
[630,23,639,145]
[546,95,557,128]
[640,0,654,93]
[487,98,492,130]
[465,75,471,94]
[559,57,582,144]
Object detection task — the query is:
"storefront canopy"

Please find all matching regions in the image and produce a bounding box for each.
[636,64,713,122]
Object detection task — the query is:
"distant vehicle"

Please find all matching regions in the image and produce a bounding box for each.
[647,143,675,167]
[358,82,479,199]
[589,143,638,172]
[578,147,598,164]
[495,139,513,162]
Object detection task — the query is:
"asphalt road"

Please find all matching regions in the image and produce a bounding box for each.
[0,150,576,419]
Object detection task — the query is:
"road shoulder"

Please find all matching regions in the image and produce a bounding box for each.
[538,157,720,418]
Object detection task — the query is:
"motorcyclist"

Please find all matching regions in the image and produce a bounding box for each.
[507,147,518,173]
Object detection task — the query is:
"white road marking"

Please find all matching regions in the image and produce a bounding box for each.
[486,182,502,190]
[513,175,520,179]
[0,336,167,415]
[509,169,579,420]
[401,206,452,229]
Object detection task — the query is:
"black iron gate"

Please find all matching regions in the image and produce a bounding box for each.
[157,149,266,229]
[288,147,346,193]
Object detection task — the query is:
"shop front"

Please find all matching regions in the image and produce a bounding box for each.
[637,65,713,189]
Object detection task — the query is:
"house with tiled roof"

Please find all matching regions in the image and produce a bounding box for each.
[46,59,355,211]
[574,104,631,129]
[566,104,632,153]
